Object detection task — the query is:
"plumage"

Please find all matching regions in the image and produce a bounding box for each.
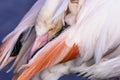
[1,0,120,80]
[17,26,79,79]
[0,0,68,70]
[0,0,46,69]
[29,0,120,79]
[26,0,64,59]
[0,0,72,79]
[7,27,36,73]
[70,0,120,79]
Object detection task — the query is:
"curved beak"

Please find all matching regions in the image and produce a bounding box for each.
[28,33,49,60]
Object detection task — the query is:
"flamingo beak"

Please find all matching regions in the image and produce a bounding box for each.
[28,33,49,60]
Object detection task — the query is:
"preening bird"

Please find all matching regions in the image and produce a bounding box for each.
[1,0,120,80]
[0,0,69,77]
[31,0,120,80]
[0,0,79,79]
[15,0,81,80]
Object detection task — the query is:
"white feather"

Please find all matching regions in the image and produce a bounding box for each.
[52,0,69,24]
[0,0,45,69]
[94,0,120,63]
[2,0,46,42]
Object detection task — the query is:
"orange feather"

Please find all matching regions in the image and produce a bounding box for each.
[17,39,79,80]
[61,44,79,62]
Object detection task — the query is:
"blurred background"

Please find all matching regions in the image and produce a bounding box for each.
[0,0,88,80]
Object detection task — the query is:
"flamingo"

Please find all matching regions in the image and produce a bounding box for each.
[1,0,120,80]
[0,0,69,77]
[0,0,79,80]
[23,0,120,80]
